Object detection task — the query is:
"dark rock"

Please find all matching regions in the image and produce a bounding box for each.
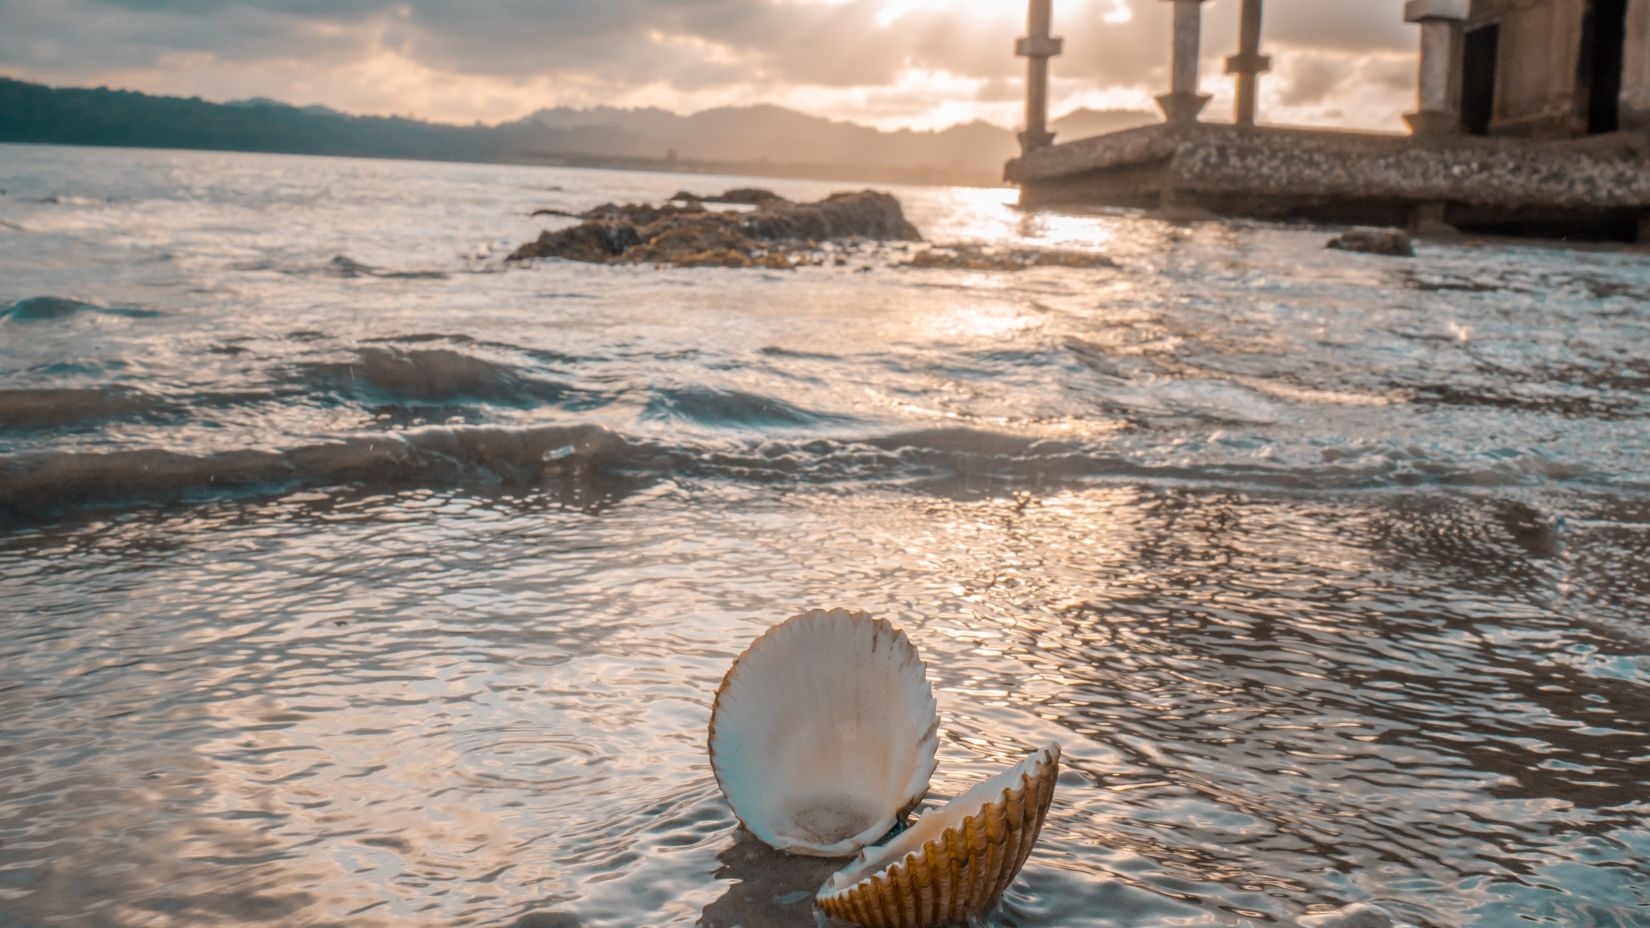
[509,190,921,267]
[623,214,752,266]
[671,187,783,205]
[707,187,784,205]
[508,222,639,262]
[578,201,706,225]
[744,191,921,242]
[1326,229,1415,257]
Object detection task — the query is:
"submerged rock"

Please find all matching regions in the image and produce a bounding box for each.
[508,189,920,268]
[1326,229,1415,257]
[901,244,1118,271]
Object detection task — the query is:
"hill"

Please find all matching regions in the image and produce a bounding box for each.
[0,76,1155,187]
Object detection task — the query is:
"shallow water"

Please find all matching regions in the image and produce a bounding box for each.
[1,143,1648,928]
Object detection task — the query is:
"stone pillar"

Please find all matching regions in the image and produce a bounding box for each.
[1403,0,1469,136]
[1157,0,1212,123]
[1224,0,1269,126]
[1016,0,1063,153]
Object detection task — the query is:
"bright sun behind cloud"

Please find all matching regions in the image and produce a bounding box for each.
[0,0,1418,133]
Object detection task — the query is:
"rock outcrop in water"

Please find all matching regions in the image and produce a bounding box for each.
[509,189,921,269]
[1326,230,1415,258]
[669,188,782,206]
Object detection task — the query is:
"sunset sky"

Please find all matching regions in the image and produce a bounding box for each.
[0,0,1421,132]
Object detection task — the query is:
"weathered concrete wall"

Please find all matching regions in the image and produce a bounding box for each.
[1471,0,1585,137]
[1471,0,1650,136]
[1165,129,1650,210]
[1007,123,1650,236]
[1624,0,1650,129]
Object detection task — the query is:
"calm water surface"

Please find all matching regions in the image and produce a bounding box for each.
[1,144,1648,928]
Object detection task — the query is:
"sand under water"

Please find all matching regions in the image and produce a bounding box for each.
[2,143,1649,927]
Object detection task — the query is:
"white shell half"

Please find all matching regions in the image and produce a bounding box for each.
[816,743,1061,928]
[709,609,940,857]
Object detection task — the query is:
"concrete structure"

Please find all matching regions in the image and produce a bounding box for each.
[1405,0,1470,135]
[1460,0,1650,138]
[1007,0,1650,241]
[1015,0,1062,153]
[1157,0,1212,123]
[1225,0,1270,127]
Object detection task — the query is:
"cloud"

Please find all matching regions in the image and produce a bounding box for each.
[1276,54,1353,107]
[0,0,1425,130]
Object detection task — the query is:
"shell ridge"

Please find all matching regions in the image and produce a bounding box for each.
[917,837,941,924]
[988,761,1035,907]
[898,857,921,928]
[992,767,1040,905]
[941,830,966,923]
[818,744,1060,928]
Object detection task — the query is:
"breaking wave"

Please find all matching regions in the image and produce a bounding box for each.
[1,296,162,322]
[296,347,579,405]
[642,386,847,428]
[323,255,450,280]
[0,423,1601,523]
[0,386,172,430]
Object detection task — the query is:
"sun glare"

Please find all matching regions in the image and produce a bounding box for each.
[875,0,960,28]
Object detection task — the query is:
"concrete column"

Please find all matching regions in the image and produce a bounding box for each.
[1411,201,1457,237]
[1224,0,1270,126]
[1157,0,1212,123]
[1016,0,1064,153]
[1403,0,1469,136]
[1623,0,1650,129]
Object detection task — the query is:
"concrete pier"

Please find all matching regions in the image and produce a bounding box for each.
[1403,0,1469,136]
[1015,0,1063,153]
[1224,0,1270,126]
[1157,0,1211,123]
[1006,0,1650,241]
[1007,123,1650,238]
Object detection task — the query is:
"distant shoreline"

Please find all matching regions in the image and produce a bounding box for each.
[0,138,1004,190]
[0,75,1023,190]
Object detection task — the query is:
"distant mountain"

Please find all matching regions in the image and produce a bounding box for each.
[0,76,1155,187]
[1050,107,1159,140]
[228,97,343,118]
[510,104,1023,176]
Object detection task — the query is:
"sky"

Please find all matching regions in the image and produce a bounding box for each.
[0,0,1422,133]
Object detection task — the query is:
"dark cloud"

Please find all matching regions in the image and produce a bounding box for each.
[0,0,1422,123]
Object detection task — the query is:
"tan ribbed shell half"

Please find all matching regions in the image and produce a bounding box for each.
[815,743,1060,928]
[708,609,940,858]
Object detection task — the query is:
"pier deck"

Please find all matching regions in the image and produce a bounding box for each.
[1006,123,1650,241]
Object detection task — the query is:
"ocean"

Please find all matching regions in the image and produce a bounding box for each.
[1,142,1648,928]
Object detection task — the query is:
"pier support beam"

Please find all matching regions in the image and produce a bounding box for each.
[1410,201,1458,237]
[1403,0,1468,136]
[1016,0,1064,154]
[1225,0,1269,126]
[1157,0,1212,124]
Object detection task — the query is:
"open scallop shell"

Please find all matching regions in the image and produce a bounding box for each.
[709,608,940,857]
[815,743,1061,928]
